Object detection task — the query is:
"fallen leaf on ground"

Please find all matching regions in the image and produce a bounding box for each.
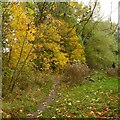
[26,113,33,117]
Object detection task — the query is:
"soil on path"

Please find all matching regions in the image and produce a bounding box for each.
[27,76,61,118]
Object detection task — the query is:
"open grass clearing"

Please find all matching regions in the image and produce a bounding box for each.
[41,72,118,118]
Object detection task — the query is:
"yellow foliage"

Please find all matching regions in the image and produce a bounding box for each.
[71,49,86,63]
[7,3,36,68]
[4,3,85,72]
[33,14,85,71]
[54,52,69,67]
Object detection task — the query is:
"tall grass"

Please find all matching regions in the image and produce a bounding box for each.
[63,60,90,85]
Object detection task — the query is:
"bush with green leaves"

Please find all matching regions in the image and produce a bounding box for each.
[63,60,90,85]
[84,21,118,69]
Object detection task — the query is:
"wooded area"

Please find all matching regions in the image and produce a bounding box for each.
[2,1,119,118]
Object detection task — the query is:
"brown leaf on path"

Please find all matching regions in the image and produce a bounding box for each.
[96,111,102,115]
[66,114,71,118]
[26,113,34,117]
[88,111,96,117]
[19,109,23,113]
[0,109,3,114]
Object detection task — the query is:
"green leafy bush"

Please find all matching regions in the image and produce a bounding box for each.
[63,60,90,85]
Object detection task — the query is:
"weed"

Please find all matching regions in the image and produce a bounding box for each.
[2,73,54,118]
[63,60,90,85]
[106,68,118,77]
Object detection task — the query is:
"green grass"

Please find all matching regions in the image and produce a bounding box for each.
[40,72,118,118]
[2,71,119,118]
[2,74,54,118]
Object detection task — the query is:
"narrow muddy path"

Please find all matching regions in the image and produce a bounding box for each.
[27,76,61,118]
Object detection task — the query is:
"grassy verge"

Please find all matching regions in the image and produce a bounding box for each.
[2,71,119,118]
[2,74,55,118]
[41,72,118,118]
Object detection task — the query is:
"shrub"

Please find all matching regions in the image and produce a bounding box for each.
[63,60,90,85]
[106,68,118,77]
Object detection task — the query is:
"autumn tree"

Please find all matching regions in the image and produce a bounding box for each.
[2,2,36,93]
[2,2,86,93]
[32,13,85,72]
[2,1,117,93]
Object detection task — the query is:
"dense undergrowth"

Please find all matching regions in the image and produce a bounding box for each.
[2,72,55,118]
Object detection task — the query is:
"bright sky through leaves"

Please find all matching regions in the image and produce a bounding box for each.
[78,0,119,23]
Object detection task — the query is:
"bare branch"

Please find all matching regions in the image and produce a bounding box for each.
[81,0,98,34]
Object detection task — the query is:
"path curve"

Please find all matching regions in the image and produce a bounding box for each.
[27,76,61,118]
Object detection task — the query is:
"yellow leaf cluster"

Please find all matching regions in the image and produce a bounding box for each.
[7,3,36,67]
[4,3,86,72]
[34,16,85,71]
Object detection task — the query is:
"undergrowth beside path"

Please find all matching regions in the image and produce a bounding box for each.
[2,74,55,118]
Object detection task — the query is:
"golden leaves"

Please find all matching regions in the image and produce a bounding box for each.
[6,3,36,68]
[5,3,85,71]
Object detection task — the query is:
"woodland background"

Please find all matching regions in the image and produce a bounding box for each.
[1,1,119,118]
